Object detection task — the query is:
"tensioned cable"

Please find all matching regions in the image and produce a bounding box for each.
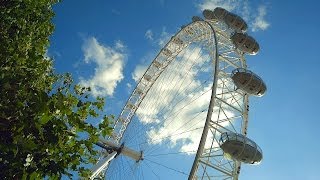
[125,43,194,135]
[122,78,211,147]
[119,59,215,169]
[125,86,212,153]
[117,27,212,152]
[142,109,209,156]
[124,106,206,153]
[124,56,214,148]
[144,158,189,176]
[137,42,193,116]
[146,44,205,115]
[152,54,209,120]
[133,112,205,158]
[138,127,203,147]
[147,150,198,157]
[138,47,204,124]
[144,160,160,180]
[138,25,213,121]
[105,21,248,179]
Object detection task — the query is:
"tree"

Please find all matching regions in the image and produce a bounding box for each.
[0,1,113,179]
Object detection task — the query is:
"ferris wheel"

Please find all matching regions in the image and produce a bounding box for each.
[91,7,266,180]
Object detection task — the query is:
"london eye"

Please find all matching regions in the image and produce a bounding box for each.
[91,7,267,180]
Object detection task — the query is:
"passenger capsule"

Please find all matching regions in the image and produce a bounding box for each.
[183,26,194,36]
[192,16,203,22]
[231,33,260,55]
[203,7,228,21]
[231,68,266,97]
[144,75,152,82]
[118,117,126,122]
[203,9,215,20]
[224,12,248,32]
[171,37,184,45]
[134,88,143,95]
[219,132,263,164]
[126,103,136,109]
[153,61,162,69]
[162,48,172,56]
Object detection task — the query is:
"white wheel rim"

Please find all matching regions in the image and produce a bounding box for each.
[100,20,250,180]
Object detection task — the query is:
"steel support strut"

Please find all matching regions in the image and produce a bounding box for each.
[188,21,219,180]
[90,140,143,179]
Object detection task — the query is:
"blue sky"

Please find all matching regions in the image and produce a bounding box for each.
[49,0,320,179]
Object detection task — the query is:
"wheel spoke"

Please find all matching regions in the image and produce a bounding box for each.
[91,11,264,179]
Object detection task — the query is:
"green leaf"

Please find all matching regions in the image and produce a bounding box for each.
[29,172,39,179]
[39,113,50,124]
[0,1,114,178]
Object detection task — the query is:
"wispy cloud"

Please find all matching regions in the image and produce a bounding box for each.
[198,0,238,11]
[136,47,212,152]
[111,9,120,15]
[128,24,244,154]
[80,37,126,97]
[145,29,154,41]
[126,83,132,89]
[252,5,270,32]
[134,45,239,153]
[198,0,270,32]
[157,27,171,47]
[132,27,172,82]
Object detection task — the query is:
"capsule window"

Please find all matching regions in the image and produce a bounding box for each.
[153,61,162,69]
[239,38,245,44]
[126,103,135,109]
[220,133,228,143]
[247,140,256,148]
[257,90,262,95]
[241,79,248,85]
[231,33,259,55]
[232,150,239,156]
[252,47,257,53]
[237,135,245,143]
[229,17,236,23]
[244,43,251,49]
[172,37,183,45]
[236,21,241,28]
[213,7,228,20]
[144,75,152,81]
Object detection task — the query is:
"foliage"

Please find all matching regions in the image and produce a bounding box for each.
[0,1,113,179]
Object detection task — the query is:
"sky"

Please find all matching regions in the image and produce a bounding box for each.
[49,0,320,179]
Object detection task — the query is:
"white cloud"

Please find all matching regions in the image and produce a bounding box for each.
[126,83,133,94]
[132,27,172,82]
[240,0,250,21]
[115,40,125,49]
[145,27,171,46]
[145,29,154,41]
[126,83,132,89]
[136,47,211,152]
[198,0,270,32]
[158,27,171,47]
[252,5,270,32]
[198,0,238,11]
[140,77,239,154]
[129,26,244,154]
[131,44,242,154]
[130,29,211,153]
[132,64,148,82]
[80,37,126,97]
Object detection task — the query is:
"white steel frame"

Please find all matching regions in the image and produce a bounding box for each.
[92,19,250,180]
